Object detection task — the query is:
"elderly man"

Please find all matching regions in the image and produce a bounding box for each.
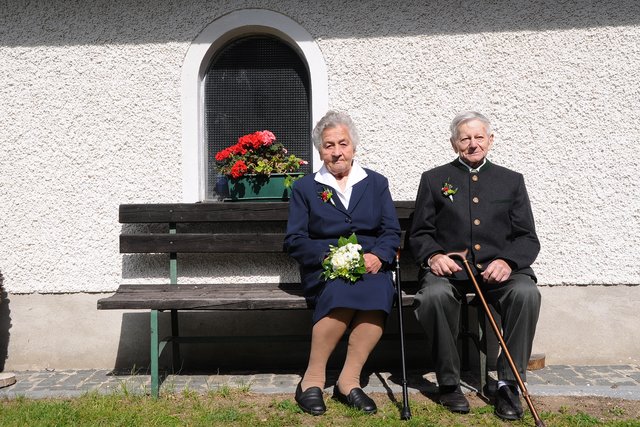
[409,111,541,420]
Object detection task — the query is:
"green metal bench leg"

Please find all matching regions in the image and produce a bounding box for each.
[150,309,159,398]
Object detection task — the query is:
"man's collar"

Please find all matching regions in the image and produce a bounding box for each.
[457,157,488,173]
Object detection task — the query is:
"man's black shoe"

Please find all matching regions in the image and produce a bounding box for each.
[438,385,470,414]
[332,386,377,414]
[494,385,524,420]
[295,382,326,415]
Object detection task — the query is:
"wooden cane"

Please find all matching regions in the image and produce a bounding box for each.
[395,250,412,420]
[447,249,545,427]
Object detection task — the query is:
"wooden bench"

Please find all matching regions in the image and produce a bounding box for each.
[97,201,488,397]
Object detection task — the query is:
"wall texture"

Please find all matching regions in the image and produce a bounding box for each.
[1,0,639,367]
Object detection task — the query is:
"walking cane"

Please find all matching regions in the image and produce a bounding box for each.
[447,249,545,427]
[394,250,412,420]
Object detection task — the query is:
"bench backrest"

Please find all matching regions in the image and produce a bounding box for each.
[119,201,416,255]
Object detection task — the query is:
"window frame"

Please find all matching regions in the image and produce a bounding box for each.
[181,9,328,202]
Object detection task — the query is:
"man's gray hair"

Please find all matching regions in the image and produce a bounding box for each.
[450,111,493,142]
[312,110,360,151]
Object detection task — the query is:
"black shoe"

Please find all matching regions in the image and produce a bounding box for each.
[494,385,524,420]
[295,382,326,415]
[438,385,470,414]
[332,386,377,414]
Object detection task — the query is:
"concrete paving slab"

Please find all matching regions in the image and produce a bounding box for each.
[0,365,638,400]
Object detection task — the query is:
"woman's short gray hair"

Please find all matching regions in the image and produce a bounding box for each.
[312,110,360,151]
[449,111,493,142]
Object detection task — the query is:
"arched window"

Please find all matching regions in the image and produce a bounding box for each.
[181,9,328,202]
[204,35,311,200]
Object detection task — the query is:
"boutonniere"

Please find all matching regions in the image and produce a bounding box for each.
[319,187,335,205]
[441,178,458,202]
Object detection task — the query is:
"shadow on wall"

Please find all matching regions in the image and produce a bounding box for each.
[2,0,639,47]
[0,270,11,372]
[109,307,493,376]
[112,311,317,372]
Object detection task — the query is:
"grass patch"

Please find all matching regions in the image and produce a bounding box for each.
[1,391,640,426]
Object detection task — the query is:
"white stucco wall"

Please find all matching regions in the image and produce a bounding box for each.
[0,0,639,367]
[1,0,638,293]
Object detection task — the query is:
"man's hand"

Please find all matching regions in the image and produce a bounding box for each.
[364,253,382,274]
[428,253,462,276]
[481,259,512,284]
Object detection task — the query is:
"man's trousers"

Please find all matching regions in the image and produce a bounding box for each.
[413,270,541,387]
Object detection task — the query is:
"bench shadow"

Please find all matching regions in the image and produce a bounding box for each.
[106,308,436,396]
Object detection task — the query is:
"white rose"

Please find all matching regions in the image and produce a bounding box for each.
[332,252,347,269]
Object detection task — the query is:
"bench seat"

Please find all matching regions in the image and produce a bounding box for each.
[98,283,417,311]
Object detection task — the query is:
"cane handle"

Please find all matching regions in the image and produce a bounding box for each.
[445,249,469,261]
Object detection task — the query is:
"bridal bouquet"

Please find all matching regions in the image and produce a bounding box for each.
[321,233,366,283]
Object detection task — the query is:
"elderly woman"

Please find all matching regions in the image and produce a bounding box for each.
[284,110,401,415]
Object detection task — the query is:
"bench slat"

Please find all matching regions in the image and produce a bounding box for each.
[120,202,291,223]
[120,233,286,253]
[119,201,415,223]
[393,200,416,221]
[97,284,417,310]
[99,284,306,310]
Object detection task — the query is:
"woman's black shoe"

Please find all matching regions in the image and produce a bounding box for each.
[295,382,326,415]
[332,386,377,414]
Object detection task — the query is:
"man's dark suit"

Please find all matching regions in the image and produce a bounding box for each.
[409,159,541,387]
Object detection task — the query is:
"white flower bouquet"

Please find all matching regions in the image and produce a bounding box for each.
[321,233,366,283]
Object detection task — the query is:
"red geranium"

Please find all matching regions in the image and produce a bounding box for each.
[215,147,232,162]
[229,160,248,179]
[214,130,307,184]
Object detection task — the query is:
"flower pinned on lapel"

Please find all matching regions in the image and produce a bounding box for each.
[441,178,458,202]
[319,187,335,205]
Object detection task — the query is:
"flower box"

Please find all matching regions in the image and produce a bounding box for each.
[215,130,307,201]
[226,173,303,201]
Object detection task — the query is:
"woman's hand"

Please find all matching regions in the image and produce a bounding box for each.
[363,253,382,274]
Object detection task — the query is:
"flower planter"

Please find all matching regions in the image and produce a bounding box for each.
[215,130,308,201]
[226,173,302,201]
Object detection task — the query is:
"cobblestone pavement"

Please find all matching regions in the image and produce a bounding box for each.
[1,365,640,400]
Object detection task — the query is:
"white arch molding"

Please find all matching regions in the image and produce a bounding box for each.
[181,9,328,202]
